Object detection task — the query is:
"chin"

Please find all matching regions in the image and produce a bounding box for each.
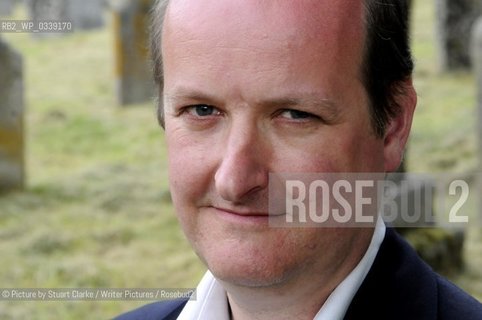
[212,265,292,288]
[197,244,302,289]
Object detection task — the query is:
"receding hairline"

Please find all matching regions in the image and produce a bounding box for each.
[150,0,393,136]
[151,0,371,84]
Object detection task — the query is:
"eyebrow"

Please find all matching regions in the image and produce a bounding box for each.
[165,87,223,106]
[165,86,341,121]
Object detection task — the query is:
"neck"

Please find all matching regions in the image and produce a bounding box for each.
[223,228,374,320]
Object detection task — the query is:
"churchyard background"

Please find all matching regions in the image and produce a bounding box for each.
[0,0,481,318]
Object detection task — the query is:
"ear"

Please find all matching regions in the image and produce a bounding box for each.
[383,79,417,172]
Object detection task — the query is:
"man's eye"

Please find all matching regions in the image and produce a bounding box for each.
[186,105,219,117]
[280,109,316,120]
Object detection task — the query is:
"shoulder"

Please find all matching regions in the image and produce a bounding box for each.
[113,299,188,320]
[436,275,482,320]
[345,228,482,319]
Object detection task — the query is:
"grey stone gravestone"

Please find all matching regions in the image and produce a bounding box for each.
[27,0,65,22]
[112,0,154,105]
[471,17,482,225]
[27,0,104,34]
[435,0,482,71]
[473,18,482,166]
[67,0,104,30]
[0,0,15,16]
[26,0,66,38]
[0,37,25,191]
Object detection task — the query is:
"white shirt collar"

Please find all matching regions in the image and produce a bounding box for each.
[178,217,386,320]
[313,216,386,319]
[177,270,229,320]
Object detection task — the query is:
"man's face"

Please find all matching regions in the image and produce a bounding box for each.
[162,0,394,287]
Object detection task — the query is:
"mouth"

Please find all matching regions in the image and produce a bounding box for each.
[214,207,268,216]
[211,206,286,226]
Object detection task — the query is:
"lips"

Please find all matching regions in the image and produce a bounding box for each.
[213,207,269,217]
[212,206,286,218]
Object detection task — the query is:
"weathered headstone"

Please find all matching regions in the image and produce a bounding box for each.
[0,0,15,16]
[66,0,104,30]
[27,0,66,22]
[471,17,482,226]
[435,0,482,71]
[25,0,65,38]
[27,0,104,33]
[112,0,154,106]
[0,37,25,191]
[473,18,482,164]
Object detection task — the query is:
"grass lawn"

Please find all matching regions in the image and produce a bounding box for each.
[0,0,481,318]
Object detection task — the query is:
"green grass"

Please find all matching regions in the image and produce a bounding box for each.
[0,7,204,319]
[409,0,478,173]
[0,0,481,318]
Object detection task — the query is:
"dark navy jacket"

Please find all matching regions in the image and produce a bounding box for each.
[114,228,482,320]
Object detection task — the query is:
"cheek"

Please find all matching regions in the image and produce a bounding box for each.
[166,127,200,202]
[271,135,365,173]
[165,123,219,218]
[166,142,203,241]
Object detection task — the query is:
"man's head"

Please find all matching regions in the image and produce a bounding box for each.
[152,0,416,293]
[151,0,414,138]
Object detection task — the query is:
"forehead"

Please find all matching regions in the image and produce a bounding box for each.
[163,0,366,60]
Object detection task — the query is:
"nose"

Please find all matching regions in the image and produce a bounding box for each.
[214,121,269,203]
